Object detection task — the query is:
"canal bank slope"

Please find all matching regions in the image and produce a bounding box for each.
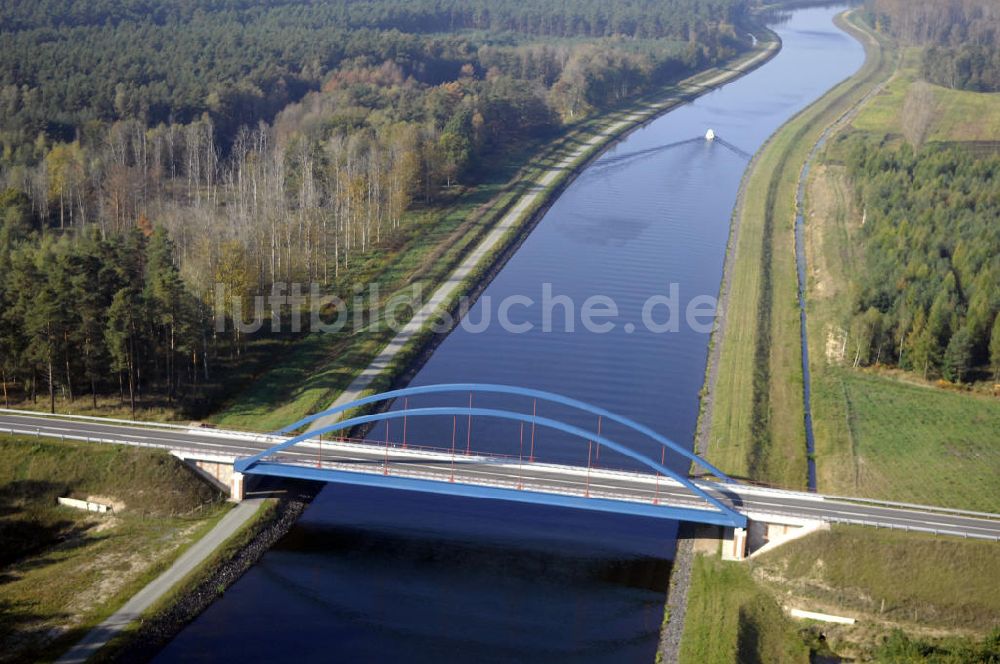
[85,487,315,663]
[0,437,228,663]
[675,9,1000,664]
[57,498,267,664]
[678,525,1000,663]
[694,10,891,489]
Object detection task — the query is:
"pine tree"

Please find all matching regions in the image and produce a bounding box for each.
[48,242,78,403]
[72,234,113,408]
[943,326,974,383]
[106,288,141,417]
[0,272,13,407]
[990,315,1000,383]
[24,247,62,413]
[146,228,186,401]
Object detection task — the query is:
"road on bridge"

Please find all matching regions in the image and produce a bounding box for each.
[1,410,998,541]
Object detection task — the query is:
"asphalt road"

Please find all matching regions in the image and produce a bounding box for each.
[2,411,998,541]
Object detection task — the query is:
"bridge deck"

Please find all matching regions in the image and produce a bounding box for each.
[248,438,739,525]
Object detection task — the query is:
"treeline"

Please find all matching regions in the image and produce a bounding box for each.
[0,194,211,414]
[0,25,459,161]
[1,33,742,301]
[2,0,746,38]
[0,0,747,160]
[844,138,1000,383]
[866,0,999,92]
[921,45,1000,93]
[866,0,998,46]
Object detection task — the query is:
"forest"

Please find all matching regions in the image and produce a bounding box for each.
[0,201,207,416]
[843,138,1000,383]
[866,0,997,46]
[0,0,751,414]
[921,45,1000,93]
[866,0,999,92]
[0,0,747,155]
[844,0,1000,381]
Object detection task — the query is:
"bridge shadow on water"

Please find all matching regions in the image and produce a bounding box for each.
[276,521,673,591]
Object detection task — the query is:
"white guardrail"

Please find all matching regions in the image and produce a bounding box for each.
[0,408,197,430]
[2,426,238,461]
[822,516,1000,543]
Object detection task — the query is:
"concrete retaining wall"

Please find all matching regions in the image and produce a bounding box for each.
[58,497,112,513]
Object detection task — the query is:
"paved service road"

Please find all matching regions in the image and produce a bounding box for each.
[2,411,998,541]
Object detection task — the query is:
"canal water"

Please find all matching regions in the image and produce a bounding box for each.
[155,6,863,663]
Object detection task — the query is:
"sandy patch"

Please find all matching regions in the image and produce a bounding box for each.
[826,325,847,365]
[65,521,200,620]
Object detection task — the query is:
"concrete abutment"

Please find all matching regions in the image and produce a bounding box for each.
[171,451,244,502]
[721,514,828,561]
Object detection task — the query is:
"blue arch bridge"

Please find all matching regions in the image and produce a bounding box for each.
[4,383,998,560]
[212,383,1000,559]
[235,383,746,528]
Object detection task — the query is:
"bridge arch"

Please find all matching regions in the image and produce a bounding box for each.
[274,383,734,484]
[238,386,743,525]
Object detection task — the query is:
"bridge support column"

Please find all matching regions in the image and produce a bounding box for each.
[721,526,748,561]
[230,472,245,502]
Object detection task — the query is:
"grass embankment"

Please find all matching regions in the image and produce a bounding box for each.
[680,526,1000,663]
[705,11,893,488]
[0,436,228,663]
[210,35,781,432]
[679,554,809,664]
[89,497,279,663]
[810,367,1000,511]
[753,526,1000,635]
[850,46,1000,143]
[804,35,1000,511]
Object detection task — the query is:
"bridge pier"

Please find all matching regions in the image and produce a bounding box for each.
[721,526,748,561]
[231,472,246,502]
